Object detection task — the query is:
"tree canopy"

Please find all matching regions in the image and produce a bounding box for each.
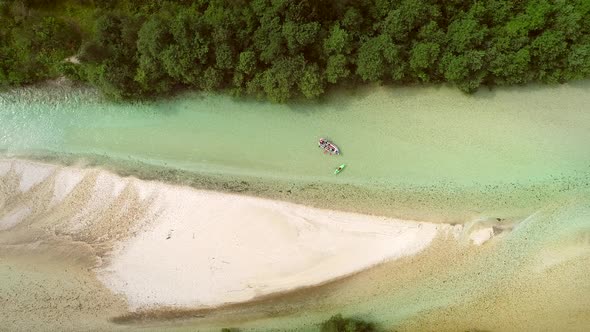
[320,314,376,332]
[1,0,589,101]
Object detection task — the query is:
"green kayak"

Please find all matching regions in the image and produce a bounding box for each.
[334,164,346,175]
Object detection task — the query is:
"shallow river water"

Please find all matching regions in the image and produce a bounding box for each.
[0,81,589,331]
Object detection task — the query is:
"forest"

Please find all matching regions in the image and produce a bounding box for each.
[1,0,589,102]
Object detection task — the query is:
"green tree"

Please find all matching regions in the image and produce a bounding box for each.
[440,51,487,92]
[532,31,567,63]
[262,55,304,102]
[282,21,320,53]
[380,0,439,43]
[320,314,375,332]
[356,35,401,82]
[253,16,284,63]
[81,14,142,99]
[325,54,350,84]
[324,24,351,55]
[409,42,440,81]
[446,16,487,53]
[135,15,174,94]
[489,47,531,85]
[531,30,567,83]
[162,13,210,84]
[1,0,588,101]
[566,42,590,80]
[237,51,257,75]
[298,63,324,99]
[200,67,223,91]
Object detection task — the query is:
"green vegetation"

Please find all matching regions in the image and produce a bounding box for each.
[320,314,376,332]
[217,314,375,332]
[1,0,589,101]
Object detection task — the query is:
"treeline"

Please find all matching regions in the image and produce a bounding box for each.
[320,314,376,331]
[220,313,376,331]
[1,0,589,102]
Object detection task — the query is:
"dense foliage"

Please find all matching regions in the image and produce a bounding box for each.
[320,314,376,332]
[1,0,589,101]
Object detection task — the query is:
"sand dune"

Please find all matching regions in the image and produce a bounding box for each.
[99,189,450,309]
[0,159,453,310]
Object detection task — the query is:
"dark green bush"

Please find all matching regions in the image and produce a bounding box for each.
[320,314,376,332]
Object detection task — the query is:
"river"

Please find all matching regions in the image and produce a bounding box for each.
[1,81,589,331]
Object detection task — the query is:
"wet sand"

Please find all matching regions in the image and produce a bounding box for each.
[0,238,128,332]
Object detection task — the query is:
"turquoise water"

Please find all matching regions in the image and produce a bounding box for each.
[2,82,589,222]
[1,82,590,331]
[2,83,589,186]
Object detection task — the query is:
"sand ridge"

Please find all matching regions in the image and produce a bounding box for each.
[99,186,448,309]
[0,158,459,311]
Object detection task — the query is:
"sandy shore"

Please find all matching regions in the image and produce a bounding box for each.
[0,158,455,311]
[99,189,451,310]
